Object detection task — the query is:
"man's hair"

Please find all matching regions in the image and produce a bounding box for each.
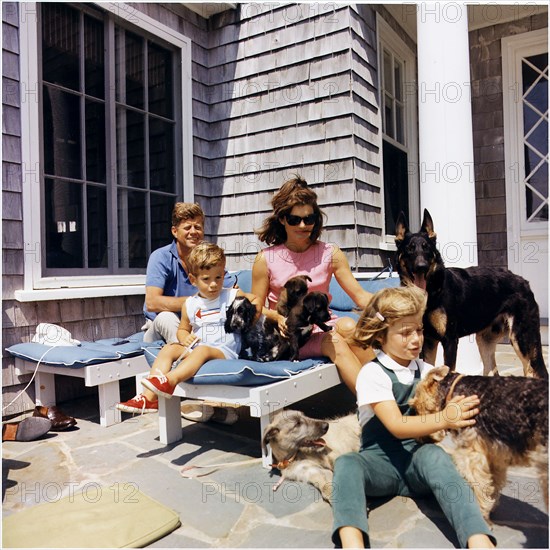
[171,203,205,227]
[187,242,226,275]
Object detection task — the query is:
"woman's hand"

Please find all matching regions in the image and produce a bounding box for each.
[277,313,287,335]
[442,394,480,430]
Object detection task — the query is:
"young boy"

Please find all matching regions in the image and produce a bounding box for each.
[123,243,261,410]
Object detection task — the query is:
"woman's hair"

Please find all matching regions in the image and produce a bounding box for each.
[351,285,427,350]
[171,202,205,227]
[187,242,225,275]
[256,175,325,245]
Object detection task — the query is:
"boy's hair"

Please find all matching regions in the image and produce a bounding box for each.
[256,175,325,245]
[187,242,225,276]
[171,202,205,227]
[352,285,427,350]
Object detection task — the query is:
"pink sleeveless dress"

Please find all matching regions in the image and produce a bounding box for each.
[263,241,339,359]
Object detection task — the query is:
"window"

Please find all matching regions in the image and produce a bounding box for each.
[377,16,419,241]
[18,2,192,298]
[41,3,179,275]
[521,52,548,223]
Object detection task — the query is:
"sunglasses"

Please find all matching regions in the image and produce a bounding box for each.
[285,213,317,226]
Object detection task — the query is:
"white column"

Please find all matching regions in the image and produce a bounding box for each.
[416,3,482,375]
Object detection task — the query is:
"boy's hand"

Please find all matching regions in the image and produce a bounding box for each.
[179,334,200,348]
[443,394,480,429]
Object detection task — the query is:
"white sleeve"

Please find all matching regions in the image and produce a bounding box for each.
[356,362,396,407]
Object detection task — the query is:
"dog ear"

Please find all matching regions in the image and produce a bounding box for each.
[262,426,279,454]
[421,209,437,240]
[395,211,408,243]
[429,365,450,382]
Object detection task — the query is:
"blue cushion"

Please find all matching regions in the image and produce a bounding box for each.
[329,276,400,312]
[6,332,145,368]
[143,344,326,386]
[232,269,253,293]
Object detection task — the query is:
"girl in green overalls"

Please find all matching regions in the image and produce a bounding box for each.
[332,286,495,548]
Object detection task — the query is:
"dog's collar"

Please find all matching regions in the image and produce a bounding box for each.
[271,454,297,470]
[445,373,465,404]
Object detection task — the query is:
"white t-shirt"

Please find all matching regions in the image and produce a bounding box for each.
[356,351,435,428]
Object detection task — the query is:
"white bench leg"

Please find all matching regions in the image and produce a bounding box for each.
[259,414,273,469]
[97,380,122,427]
[34,371,56,408]
[158,396,182,444]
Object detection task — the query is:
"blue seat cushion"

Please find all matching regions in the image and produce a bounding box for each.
[6,332,145,369]
[143,344,327,386]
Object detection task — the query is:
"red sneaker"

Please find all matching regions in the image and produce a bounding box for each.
[116,394,158,414]
[141,371,176,398]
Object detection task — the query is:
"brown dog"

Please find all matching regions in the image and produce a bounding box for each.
[262,409,360,502]
[410,366,548,520]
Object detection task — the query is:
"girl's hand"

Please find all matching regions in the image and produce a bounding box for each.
[442,394,480,430]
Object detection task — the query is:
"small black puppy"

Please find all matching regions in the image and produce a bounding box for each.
[277,275,312,317]
[285,291,332,360]
[225,277,332,362]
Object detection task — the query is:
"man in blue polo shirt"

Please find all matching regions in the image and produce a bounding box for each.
[142,202,235,343]
[121,202,238,422]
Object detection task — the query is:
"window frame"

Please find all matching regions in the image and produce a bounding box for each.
[17,2,194,302]
[376,15,419,249]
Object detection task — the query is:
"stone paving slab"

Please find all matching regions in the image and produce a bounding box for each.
[2,345,548,548]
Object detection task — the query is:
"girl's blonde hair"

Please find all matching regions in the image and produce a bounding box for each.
[256,175,325,245]
[187,242,225,275]
[352,285,427,350]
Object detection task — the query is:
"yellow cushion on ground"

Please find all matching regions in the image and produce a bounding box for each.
[3,485,181,548]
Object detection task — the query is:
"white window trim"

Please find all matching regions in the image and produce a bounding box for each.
[17,2,194,302]
[502,28,548,272]
[376,14,419,250]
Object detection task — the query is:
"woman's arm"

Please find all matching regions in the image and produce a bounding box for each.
[371,395,480,439]
[236,289,263,321]
[331,246,373,309]
[251,251,284,325]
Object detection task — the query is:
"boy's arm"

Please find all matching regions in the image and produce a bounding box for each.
[176,303,196,347]
[371,394,480,439]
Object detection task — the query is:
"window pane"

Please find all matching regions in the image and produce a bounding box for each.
[151,193,176,252]
[394,59,403,101]
[149,117,175,192]
[86,100,106,182]
[383,140,409,235]
[383,49,392,94]
[396,103,405,145]
[45,179,83,268]
[116,29,144,109]
[87,185,108,267]
[118,189,147,268]
[384,93,394,139]
[42,3,80,91]
[85,15,104,99]
[149,43,173,117]
[117,107,145,188]
[43,86,82,179]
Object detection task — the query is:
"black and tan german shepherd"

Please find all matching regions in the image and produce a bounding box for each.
[395,209,547,379]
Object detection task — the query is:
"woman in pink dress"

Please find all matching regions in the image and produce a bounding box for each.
[252,176,374,392]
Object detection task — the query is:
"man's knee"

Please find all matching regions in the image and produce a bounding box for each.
[153,312,180,343]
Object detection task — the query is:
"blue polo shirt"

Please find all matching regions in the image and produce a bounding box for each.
[143,241,236,320]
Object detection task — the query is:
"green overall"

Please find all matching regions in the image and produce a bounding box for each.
[331,360,494,548]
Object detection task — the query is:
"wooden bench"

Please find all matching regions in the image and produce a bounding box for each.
[15,354,149,427]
